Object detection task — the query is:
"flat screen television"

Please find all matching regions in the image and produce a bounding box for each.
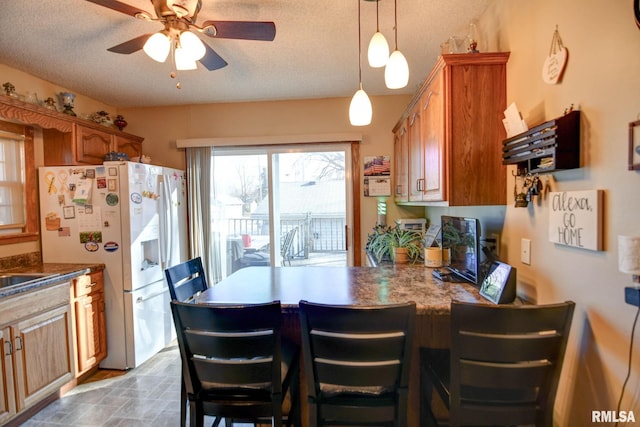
[441,215,481,285]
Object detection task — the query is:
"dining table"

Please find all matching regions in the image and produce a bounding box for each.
[196,265,487,427]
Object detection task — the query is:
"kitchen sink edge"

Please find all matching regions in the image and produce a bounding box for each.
[0,263,105,298]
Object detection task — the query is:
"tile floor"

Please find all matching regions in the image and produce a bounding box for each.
[20,343,248,427]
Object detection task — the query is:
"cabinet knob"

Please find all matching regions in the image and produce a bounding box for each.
[4,340,11,356]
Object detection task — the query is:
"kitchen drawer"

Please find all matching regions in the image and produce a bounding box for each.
[73,272,103,298]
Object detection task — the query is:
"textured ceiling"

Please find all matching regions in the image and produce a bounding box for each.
[0,0,491,108]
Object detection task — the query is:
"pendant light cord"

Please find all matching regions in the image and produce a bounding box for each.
[357,0,362,86]
[393,0,398,49]
[375,0,380,31]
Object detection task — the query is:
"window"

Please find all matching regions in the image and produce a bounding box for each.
[0,120,38,244]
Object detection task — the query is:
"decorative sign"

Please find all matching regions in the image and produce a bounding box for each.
[542,26,568,85]
[548,190,603,251]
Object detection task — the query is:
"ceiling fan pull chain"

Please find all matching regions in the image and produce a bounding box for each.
[168,39,182,89]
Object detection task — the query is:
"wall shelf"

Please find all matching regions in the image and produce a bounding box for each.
[502,110,580,173]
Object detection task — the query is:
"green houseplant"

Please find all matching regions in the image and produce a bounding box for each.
[366,224,424,264]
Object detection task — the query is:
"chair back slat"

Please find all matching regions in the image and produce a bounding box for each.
[310,330,406,362]
[458,332,564,362]
[299,300,416,426]
[194,357,274,386]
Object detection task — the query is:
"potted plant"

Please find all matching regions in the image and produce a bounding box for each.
[366,224,424,264]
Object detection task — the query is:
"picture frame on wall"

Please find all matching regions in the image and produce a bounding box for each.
[629,120,640,170]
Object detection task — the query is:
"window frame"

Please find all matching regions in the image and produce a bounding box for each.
[0,120,38,245]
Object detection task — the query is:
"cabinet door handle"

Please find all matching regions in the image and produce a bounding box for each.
[416,179,425,192]
[409,112,418,126]
[86,281,98,289]
[422,91,436,110]
[4,340,11,356]
[14,336,23,352]
[396,184,403,195]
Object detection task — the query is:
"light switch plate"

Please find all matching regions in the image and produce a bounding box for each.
[521,238,531,265]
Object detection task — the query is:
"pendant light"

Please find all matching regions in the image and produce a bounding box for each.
[350,0,372,126]
[367,0,389,68]
[384,0,409,89]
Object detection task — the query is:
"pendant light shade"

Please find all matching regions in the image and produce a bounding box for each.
[143,32,171,63]
[385,49,409,89]
[350,0,372,126]
[367,0,389,68]
[368,32,389,68]
[385,0,409,89]
[350,84,373,126]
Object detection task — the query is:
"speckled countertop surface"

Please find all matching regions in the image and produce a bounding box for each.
[0,263,105,298]
[197,265,486,315]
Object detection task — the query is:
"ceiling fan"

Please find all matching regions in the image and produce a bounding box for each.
[86,0,276,73]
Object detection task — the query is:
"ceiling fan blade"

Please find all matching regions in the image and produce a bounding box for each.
[107,34,152,54]
[85,0,150,18]
[199,43,228,71]
[201,21,276,41]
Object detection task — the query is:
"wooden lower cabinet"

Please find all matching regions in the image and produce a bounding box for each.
[71,271,107,377]
[0,282,74,425]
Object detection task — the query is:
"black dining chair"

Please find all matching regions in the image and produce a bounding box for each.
[299,300,416,427]
[165,257,210,427]
[165,257,208,302]
[171,299,301,427]
[420,300,575,427]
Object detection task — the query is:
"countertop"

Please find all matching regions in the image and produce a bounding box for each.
[0,262,105,298]
[198,265,486,315]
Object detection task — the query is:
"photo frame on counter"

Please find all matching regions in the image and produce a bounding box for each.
[629,119,640,170]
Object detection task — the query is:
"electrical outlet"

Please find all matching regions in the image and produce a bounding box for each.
[491,233,500,257]
[521,238,531,265]
[625,287,640,307]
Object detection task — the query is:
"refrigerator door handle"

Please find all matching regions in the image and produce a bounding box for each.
[159,179,173,268]
[136,290,167,303]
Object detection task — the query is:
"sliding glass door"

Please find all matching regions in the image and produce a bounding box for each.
[212,144,352,279]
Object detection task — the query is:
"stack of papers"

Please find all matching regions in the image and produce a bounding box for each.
[503,102,528,138]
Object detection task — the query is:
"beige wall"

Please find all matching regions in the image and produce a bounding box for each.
[2,0,639,422]
[474,1,639,424]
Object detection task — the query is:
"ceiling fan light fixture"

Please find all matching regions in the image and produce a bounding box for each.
[143,32,171,62]
[349,84,373,126]
[368,31,389,68]
[175,46,198,70]
[385,49,409,89]
[179,30,206,61]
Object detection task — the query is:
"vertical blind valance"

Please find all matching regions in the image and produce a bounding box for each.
[177,133,363,148]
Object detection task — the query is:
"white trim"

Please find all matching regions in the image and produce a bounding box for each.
[176,133,363,148]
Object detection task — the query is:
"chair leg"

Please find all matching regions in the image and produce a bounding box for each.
[420,361,439,427]
[180,378,187,427]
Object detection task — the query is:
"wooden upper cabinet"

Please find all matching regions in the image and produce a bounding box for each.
[75,125,113,164]
[393,52,510,206]
[0,96,144,166]
[114,134,143,160]
[43,123,144,166]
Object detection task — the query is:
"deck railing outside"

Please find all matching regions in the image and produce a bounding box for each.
[227,216,346,260]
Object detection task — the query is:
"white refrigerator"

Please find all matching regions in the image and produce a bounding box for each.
[38,161,188,370]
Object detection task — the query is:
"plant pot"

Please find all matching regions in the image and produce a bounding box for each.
[393,247,409,264]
